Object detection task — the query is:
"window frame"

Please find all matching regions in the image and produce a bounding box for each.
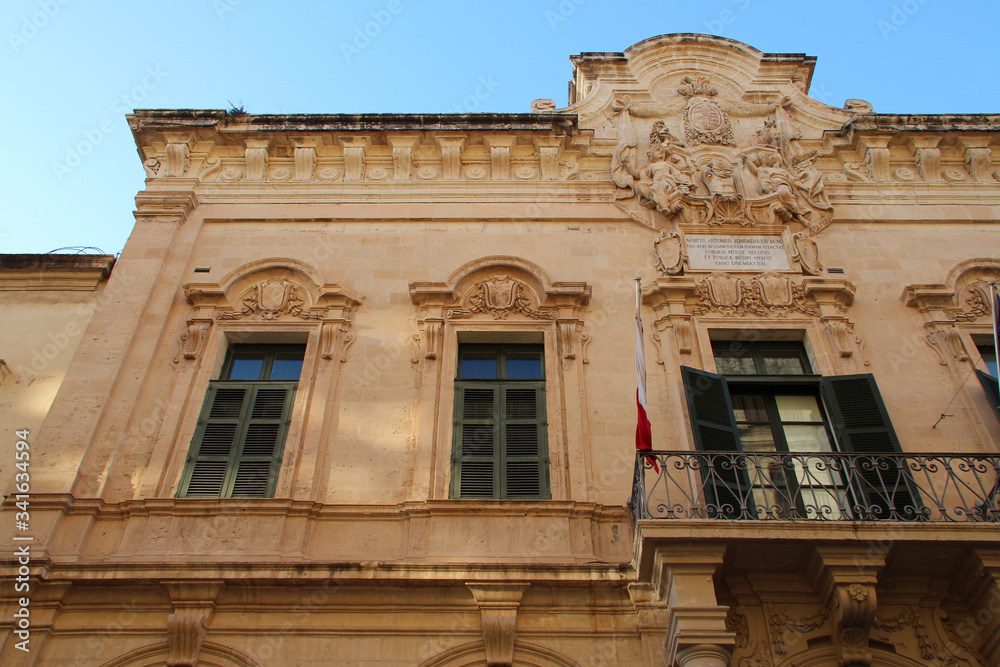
[450,342,551,500]
[176,339,309,499]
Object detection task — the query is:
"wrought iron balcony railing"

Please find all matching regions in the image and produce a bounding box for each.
[630,451,1000,523]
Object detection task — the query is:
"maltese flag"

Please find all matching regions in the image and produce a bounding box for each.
[635,290,654,460]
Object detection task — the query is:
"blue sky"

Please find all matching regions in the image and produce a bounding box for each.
[2,0,998,255]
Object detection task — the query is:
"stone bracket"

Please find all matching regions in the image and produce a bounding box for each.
[808,546,884,667]
[467,583,529,667]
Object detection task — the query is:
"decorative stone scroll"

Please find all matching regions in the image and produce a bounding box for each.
[467,583,529,667]
[903,260,1000,368]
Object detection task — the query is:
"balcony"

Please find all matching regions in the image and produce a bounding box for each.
[629,451,1000,523]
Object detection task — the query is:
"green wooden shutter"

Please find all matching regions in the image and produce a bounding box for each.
[180,381,296,498]
[680,366,748,518]
[501,385,549,499]
[452,382,549,499]
[453,385,499,498]
[820,374,918,519]
[976,369,1000,424]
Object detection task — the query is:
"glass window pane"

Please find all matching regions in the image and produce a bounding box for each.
[269,353,304,380]
[506,351,543,380]
[781,424,833,453]
[228,354,264,380]
[978,342,997,378]
[775,395,823,422]
[732,394,769,423]
[462,352,497,379]
[713,343,755,375]
[761,350,807,375]
[737,424,776,452]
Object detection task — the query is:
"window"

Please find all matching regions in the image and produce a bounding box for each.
[451,343,549,499]
[178,344,304,498]
[682,341,914,519]
[974,337,1000,423]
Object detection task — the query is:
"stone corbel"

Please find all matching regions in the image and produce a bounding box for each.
[801,279,856,318]
[162,580,224,667]
[161,131,195,178]
[244,138,271,181]
[167,614,205,667]
[533,136,563,181]
[858,136,892,182]
[321,319,354,362]
[909,135,942,182]
[417,317,443,360]
[956,548,1000,665]
[808,546,884,667]
[290,136,322,181]
[467,583,529,667]
[923,322,969,366]
[557,319,583,360]
[176,318,212,362]
[484,135,516,180]
[435,136,467,180]
[339,136,371,181]
[957,136,994,182]
[388,135,420,180]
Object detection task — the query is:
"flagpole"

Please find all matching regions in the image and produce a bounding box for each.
[990,282,1000,383]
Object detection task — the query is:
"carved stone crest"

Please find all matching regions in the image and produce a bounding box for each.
[217,279,324,321]
[449,275,553,320]
[611,85,834,233]
[691,272,818,318]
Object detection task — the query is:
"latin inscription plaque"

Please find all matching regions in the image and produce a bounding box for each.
[686,235,789,271]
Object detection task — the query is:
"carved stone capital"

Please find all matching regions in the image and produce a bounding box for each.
[467,583,529,667]
[134,189,199,222]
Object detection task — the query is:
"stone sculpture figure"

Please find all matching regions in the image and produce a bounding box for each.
[743,152,810,225]
[635,144,695,213]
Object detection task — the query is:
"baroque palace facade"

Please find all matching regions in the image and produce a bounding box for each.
[3,34,1000,667]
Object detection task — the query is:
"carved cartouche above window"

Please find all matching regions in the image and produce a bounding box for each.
[217,279,322,321]
[449,275,553,320]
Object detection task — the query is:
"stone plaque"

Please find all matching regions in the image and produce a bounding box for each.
[686,235,790,271]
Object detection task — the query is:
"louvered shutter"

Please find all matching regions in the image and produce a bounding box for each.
[820,374,919,520]
[501,385,549,499]
[453,385,499,498]
[680,366,749,518]
[976,370,1000,424]
[181,381,296,498]
[452,382,549,499]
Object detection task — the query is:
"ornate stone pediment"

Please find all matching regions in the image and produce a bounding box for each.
[217,279,322,321]
[449,275,553,320]
[690,271,819,318]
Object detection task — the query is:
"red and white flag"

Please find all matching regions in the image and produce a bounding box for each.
[635,283,653,458]
[992,285,1000,381]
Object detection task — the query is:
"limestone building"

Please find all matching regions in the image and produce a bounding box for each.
[3,34,1000,667]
